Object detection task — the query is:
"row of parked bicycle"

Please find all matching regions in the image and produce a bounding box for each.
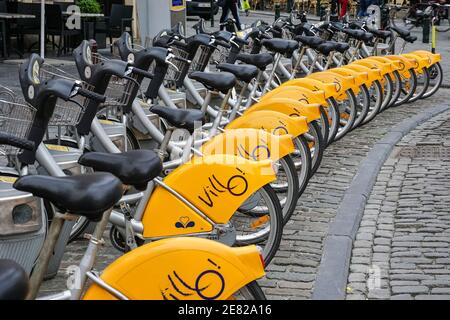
[0,13,442,300]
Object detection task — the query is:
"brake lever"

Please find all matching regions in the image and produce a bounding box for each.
[165,55,180,72]
[229,35,239,48]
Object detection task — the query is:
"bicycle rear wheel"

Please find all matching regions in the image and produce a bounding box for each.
[422,62,443,99]
[305,120,325,175]
[334,89,358,141]
[352,84,370,129]
[270,155,299,225]
[230,281,266,300]
[232,185,283,265]
[392,69,417,107]
[409,67,430,102]
[362,80,383,125]
[388,70,403,107]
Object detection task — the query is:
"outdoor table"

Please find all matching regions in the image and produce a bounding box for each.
[0,13,36,59]
[62,12,104,40]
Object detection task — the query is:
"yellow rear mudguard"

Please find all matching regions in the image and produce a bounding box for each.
[410,50,441,65]
[83,237,265,300]
[364,56,403,74]
[142,154,275,237]
[279,78,338,99]
[201,128,295,162]
[307,71,357,100]
[402,53,430,69]
[245,98,321,123]
[261,85,328,105]
[226,110,309,137]
[383,55,416,78]
[327,67,367,92]
[340,64,383,87]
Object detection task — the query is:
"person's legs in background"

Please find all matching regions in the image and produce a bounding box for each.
[357,0,368,17]
[339,0,348,18]
[220,2,231,30]
[229,1,242,30]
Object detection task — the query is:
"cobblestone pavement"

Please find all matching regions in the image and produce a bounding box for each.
[346,109,450,300]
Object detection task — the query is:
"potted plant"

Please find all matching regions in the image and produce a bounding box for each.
[77,0,102,14]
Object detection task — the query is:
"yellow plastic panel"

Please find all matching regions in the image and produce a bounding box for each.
[83,237,265,300]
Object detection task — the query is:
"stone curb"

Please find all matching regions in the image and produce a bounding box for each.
[312,103,450,300]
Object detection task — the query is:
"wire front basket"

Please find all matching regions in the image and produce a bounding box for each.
[211,45,229,65]
[92,52,138,109]
[190,44,214,72]
[0,88,36,156]
[165,45,190,82]
[39,64,89,126]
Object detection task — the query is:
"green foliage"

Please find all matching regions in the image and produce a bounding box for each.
[77,0,102,14]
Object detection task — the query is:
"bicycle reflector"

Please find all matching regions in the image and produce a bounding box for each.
[256,245,265,268]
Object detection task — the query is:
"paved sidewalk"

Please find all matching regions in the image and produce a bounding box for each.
[346,109,450,300]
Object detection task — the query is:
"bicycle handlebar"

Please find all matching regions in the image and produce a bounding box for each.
[0,132,35,151]
[129,67,154,79]
[77,87,106,103]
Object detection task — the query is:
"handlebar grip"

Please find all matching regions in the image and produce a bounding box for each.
[260,33,272,40]
[170,39,187,48]
[0,132,35,151]
[173,56,191,64]
[131,67,154,79]
[77,88,106,103]
[215,39,231,49]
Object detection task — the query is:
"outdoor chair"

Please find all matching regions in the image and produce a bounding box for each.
[15,3,41,53]
[93,4,133,52]
[46,4,81,56]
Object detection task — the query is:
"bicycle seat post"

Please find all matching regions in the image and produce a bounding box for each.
[27,210,68,299]
[157,126,174,161]
[263,52,281,94]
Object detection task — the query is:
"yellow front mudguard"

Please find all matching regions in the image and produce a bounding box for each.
[142,154,275,237]
[201,128,295,162]
[410,50,441,65]
[245,97,321,123]
[226,110,309,137]
[307,71,357,100]
[261,85,328,105]
[83,237,265,300]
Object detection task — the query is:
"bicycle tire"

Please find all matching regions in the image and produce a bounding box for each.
[388,70,402,108]
[422,62,443,99]
[392,69,417,107]
[293,135,312,197]
[270,155,299,225]
[334,89,358,141]
[326,97,340,145]
[231,280,266,300]
[352,84,370,129]
[233,184,283,266]
[362,79,383,125]
[306,120,325,175]
[409,67,430,102]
